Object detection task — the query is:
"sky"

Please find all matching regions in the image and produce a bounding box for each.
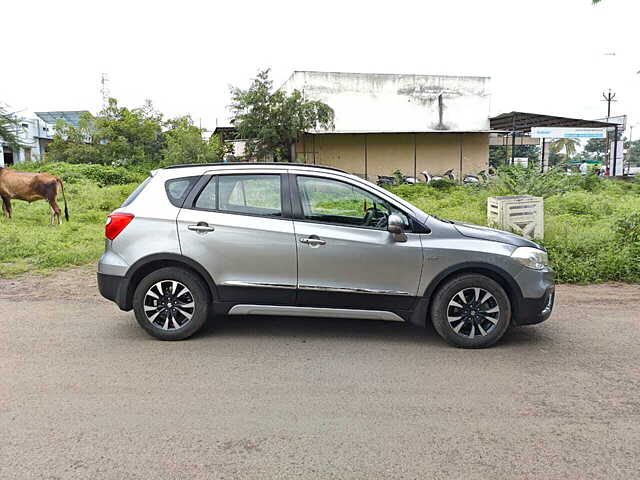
[2,0,639,135]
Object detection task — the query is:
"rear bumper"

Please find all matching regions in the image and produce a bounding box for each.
[97,272,132,311]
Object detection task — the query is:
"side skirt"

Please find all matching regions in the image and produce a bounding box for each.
[227,305,405,322]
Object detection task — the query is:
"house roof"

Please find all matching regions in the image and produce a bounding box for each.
[34,111,90,127]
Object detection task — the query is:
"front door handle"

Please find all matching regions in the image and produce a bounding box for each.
[188,222,215,233]
[300,236,326,246]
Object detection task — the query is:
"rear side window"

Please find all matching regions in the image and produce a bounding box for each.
[165,176,200,207]
[194,174,282,217]
[121,177,151,208]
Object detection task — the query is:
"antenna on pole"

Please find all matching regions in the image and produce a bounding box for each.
[100,73,111,109]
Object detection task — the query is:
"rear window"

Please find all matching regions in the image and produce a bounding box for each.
[120,177,151,208]
[193,174,282,217]
[165,176,200,207]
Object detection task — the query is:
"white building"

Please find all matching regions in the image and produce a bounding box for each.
[281,71,491,133]
[0,111,89,166]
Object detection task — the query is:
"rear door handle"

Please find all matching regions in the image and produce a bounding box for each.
[188,222,215,233]
[300,236,326,246]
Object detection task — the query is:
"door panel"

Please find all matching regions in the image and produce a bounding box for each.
[178,210,297,303]
[292,174,424,312]
[177,173,297,305]
[294,222,423,311]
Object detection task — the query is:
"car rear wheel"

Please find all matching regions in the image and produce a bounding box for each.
[133,267,210,340]
[430,274,511,348]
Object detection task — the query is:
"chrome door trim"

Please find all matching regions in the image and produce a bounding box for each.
[221,281,297,290]
[227,304,404,322]
[298,284,411,296]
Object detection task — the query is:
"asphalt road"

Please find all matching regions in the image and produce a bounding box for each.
[1,269,639,479]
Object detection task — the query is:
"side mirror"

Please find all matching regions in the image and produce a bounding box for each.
[387,214,407,242]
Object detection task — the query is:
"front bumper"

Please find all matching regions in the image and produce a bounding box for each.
[97,272,132,311]
[512,266,555,326]
[513,286,555,325]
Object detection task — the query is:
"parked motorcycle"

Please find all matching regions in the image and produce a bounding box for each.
[422,169,455,184]
[377,174,419,186]
[463,169,496,184]
[463,172,481,184]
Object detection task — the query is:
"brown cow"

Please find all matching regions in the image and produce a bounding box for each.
[0,167,69,225]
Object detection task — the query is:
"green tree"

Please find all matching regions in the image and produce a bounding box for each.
[625,139,640,166]
[583,138,606,162]
[48,99,223,166]
[48,112,97,163]
[489,145,540,168]
[162,116,223,165]
[95,98,164,165]
[230,69,334,161]
[550,138,580,161]
[0,104,24,150]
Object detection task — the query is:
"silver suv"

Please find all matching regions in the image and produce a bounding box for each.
[98,163,554,348]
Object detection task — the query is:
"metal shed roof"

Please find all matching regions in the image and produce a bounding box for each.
[489,111,618,132]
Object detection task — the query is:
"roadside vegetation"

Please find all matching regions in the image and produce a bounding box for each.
[0,163,143,276]
[391,166,640,283]
[1,162,639,282]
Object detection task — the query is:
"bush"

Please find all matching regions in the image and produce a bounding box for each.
[429,178,457,191]
[391,176,640,284]
[15,162,148,186]
[489,165,574,198]
[615,211,640,243]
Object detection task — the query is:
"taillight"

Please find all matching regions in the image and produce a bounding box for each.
[105,213,134,240]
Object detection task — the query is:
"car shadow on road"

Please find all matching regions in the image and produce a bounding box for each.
[196,314,440,346]
[193,314,552,348]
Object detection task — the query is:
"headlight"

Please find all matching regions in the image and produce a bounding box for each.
[511,247,548,270]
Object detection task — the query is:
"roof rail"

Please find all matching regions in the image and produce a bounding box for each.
[163,162,347,173]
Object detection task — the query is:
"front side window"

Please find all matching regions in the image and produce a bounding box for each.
[195,174,282,217]
[296,176,408,229]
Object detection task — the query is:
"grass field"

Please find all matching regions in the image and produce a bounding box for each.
[1,162,639,283]
[0,181,136,276]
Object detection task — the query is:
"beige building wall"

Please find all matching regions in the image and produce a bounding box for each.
[296,132,488,181]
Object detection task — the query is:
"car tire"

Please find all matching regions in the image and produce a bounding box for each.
[133,267,210,341]
[430,274,511,348]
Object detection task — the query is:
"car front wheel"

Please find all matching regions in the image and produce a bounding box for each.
[430,274,511,348]
[133,267,210,340]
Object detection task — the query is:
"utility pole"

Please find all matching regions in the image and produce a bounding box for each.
[601,89,617,175]
[602,89,616,119]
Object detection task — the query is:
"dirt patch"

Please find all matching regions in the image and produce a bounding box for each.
[0,265,102,303]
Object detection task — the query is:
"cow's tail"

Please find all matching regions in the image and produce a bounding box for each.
[58,179,69,221]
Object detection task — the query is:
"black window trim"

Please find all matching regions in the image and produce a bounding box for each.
[182,172,293,220]
[290,173,417,233]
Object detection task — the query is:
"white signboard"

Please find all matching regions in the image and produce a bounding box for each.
[595,115,626,130]
[609,140,624,176]
[513,157,529,167]
[531,127,607,139]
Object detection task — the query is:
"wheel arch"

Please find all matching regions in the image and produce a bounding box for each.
[122,253,218,310]
[408,262,523,327]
